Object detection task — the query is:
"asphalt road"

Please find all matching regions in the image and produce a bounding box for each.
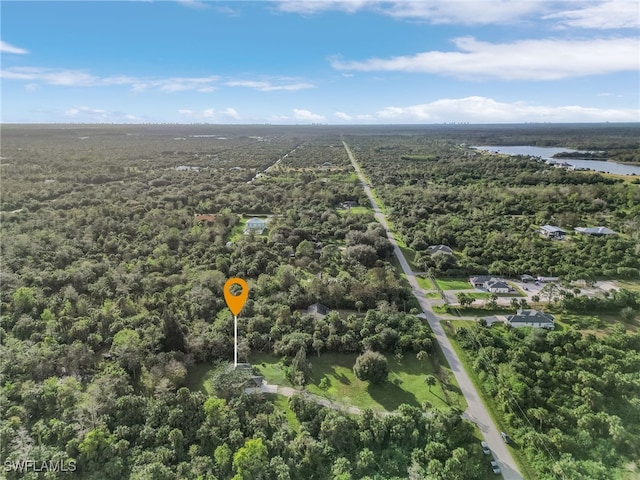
[343,141,524,480]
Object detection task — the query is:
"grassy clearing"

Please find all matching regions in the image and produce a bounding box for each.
[228,218,248,242]
[416,276,435,290]
[398,245,417,267]
[251,353,289,385]
[337,205,369,215]
[185,363,215,392]
[307,353,456,412]
[468,292,491,299]
[616,280,640,293]
[436,278,473,290]
[268,394,300,432]
[253,352,461,413]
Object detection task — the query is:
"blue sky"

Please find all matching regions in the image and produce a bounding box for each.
[1,0,639,124]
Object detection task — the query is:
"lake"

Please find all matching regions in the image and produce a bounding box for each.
[472,145,640,176]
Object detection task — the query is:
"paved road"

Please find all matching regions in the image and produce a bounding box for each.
[343,141,524,480]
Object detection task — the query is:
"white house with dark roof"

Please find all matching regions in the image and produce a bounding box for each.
[505,309,555,329]
[540,225,566,239]
[470,276,510,292]
[470,275,494,288]
[575,226,617,236]
[244,217,267,235]
[485,279,510,293]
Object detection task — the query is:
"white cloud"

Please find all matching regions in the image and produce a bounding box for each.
[334,111,375,122]
[293,108,326,122]
[545,0,640,29]
[223,107,240,119]
[275,0,372,15]
[275,1,549,24]
[1,67,219,92]
[275,1,639,28]
[64,105,140,122]
[382,1,543,25]
[335,111,353,121]
[131,76,219,92]
[177,0,210,9]
[215,5,241,16]
[225,79,314,91]
[177,107,239,121]
[332,36,639,80]
[1,40,28,54]
[370,96,639,123]
[1,66,317,94]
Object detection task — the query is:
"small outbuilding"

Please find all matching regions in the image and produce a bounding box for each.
[575,226,617,236]
[427,245,454,255]
[540,225,566,239]
[307,303,330,319]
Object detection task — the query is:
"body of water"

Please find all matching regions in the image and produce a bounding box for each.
[472,145,640,176]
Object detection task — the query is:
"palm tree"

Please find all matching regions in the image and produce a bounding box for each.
[424,374,437,392]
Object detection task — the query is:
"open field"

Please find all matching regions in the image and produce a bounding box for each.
[436,278,473,290]
[251,352,462,412]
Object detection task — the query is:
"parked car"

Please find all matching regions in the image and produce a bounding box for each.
[481,441,491,454]
[490,460,501,474]
[501,431,511,443]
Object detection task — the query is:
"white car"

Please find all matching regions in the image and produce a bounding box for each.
[490,460,501,474]
[481,441,491,455]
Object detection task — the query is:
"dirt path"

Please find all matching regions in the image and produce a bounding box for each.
[248,380,391,416]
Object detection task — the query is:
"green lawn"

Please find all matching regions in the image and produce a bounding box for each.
[252,352,460,413]
[228,218,247,242]
[251,353,289,385]
[416,276,435,290]
[184,363,215,392]
[468,292,491,299]
[337,206,369,215]
[436,278,473,290]
[616,280,640,293]
[268,393,300,432]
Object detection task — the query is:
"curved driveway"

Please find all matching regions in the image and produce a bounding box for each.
[343,141,523,480]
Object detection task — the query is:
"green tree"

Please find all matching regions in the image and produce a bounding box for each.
[12,286,36,313]
[232,438,269,480]
[424,374,437,392]
[289,347,311,386]
[111,329,143,375]
[353,351,388,384]
[456,293,474,308]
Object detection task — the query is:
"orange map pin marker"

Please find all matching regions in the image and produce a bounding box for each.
[224,277,249,316]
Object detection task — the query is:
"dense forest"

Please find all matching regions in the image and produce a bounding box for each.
[346,130,640,280]
[1,124,638,479]
[0,125,478,479]
[454,323,640,479]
